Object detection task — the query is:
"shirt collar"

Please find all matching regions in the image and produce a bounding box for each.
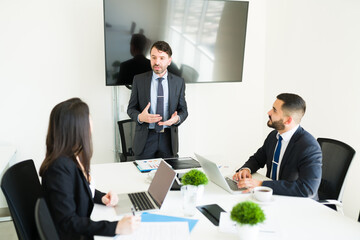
[278,124,300,142]
[152,71,168,80]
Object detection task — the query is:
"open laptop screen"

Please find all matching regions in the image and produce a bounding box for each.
[148,161,176,207]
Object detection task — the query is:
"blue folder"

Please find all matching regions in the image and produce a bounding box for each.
[141,212,198,232]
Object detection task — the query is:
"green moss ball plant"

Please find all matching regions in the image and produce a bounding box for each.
[181,169,208,186]
[230,201,265,226]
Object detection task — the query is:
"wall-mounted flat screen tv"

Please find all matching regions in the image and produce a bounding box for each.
[103,0,249,86]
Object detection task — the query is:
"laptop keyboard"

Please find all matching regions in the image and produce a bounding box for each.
[128,192,155,211]
[225,177,241,191]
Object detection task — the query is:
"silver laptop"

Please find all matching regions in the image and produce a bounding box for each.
[115,160,176,215]
[195,153,246,194]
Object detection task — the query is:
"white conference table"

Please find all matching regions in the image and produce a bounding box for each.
[91,161,360,240]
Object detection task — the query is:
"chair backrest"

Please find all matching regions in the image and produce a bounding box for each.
[117,119,136,162]
[1,159,43,240]
[317,138,356,201]
[35,198,59,240]
[180,64,199,83]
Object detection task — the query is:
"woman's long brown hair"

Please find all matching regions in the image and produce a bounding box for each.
[39,98,93,180]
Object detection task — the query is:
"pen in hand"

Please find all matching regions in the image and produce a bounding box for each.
[131,207,135,216]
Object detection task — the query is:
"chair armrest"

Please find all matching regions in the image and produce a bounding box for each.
[317,200,344,215]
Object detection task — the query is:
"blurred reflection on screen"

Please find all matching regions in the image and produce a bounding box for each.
[116,33,152,86]
[104,0,248,85]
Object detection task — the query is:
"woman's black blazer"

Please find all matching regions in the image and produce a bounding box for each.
[41,156,117,240]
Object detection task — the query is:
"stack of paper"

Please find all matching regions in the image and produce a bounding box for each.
[116,222,189,240]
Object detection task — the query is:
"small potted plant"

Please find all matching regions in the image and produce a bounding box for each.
[180,169,208,216]
[230,201,265,240]
[181,169,208,186]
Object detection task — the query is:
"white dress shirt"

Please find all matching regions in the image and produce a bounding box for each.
[270,124,300,180]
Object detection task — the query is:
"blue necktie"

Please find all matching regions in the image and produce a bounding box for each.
[155,77,164,132]
[272,135,283,180]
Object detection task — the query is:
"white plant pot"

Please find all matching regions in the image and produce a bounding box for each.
[236,224,259,240]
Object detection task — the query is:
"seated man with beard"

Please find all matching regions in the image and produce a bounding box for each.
[232,93,322,199]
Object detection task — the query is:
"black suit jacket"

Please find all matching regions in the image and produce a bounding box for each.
[127,71,188,156]
[41,156,117,240]
[240,127,322,199]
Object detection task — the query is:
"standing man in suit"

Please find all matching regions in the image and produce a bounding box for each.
[233,93,322,199]
[127,41,188,159]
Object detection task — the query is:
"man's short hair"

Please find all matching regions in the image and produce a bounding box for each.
[277,93,306,123]
[150,41,172,57]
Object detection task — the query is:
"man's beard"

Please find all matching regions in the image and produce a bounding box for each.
[152,64,166,75]
[267,117,285,131]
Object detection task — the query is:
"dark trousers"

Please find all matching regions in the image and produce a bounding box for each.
[136,128,173,160]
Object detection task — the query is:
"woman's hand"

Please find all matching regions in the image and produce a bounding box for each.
[115,215,141,235]
[102,191,118,207]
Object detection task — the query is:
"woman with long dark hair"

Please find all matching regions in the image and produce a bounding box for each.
[40,98,140,239]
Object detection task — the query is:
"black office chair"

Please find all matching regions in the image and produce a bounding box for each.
[117,119,136,162]
[1,159,43,240]
[317,138,356,213]
[35,198,59,240]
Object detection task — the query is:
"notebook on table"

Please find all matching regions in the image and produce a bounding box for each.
[195,153,246,194]
[163,157,201,170]
[115,160,176,215]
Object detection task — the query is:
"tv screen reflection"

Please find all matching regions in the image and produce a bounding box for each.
[104,0,249,86]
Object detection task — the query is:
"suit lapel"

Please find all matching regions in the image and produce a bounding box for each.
[278,127,302,177]
[167,73,177,114]
[144,72,152,104]
[78,168,92,200]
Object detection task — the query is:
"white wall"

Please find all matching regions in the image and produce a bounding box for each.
[265,0,360,220]
[0,0,115,168]
[1,0,359,221]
